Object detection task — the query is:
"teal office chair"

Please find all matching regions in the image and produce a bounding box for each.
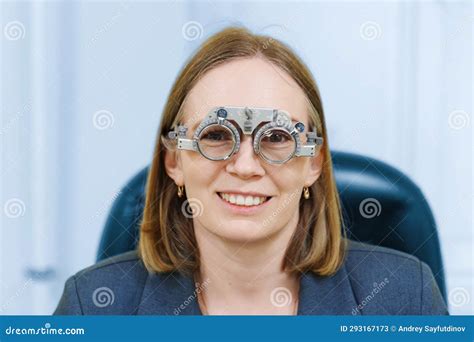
[97,151,447,299]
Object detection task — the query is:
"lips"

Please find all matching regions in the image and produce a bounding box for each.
[217,192,271,207]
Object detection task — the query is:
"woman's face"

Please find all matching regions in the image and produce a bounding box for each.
[165,57,323,243]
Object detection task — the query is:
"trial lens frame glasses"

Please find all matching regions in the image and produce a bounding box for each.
[166,106,323,164]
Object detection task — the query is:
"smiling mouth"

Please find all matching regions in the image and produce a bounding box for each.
[217,192,271,207]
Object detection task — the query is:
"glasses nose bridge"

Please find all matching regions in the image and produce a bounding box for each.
[232,133,259,161]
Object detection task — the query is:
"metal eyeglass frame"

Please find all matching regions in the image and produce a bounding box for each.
[166,106,323,164]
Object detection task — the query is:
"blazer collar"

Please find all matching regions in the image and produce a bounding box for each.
[137,271,202,315]
[297,264,359,315]
[137,264,358,315]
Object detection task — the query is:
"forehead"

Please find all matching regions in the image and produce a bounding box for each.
[182,57,309,126]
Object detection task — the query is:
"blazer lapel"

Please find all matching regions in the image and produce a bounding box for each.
[137,271,203,315]
[298,264,359,315]
[137,264,358,315]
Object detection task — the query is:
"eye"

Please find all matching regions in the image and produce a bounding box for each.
[202,131,226,141]
[199,126,233,142]
[262,131,291,143]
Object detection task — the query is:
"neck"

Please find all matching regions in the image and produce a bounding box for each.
[193,213,300,315]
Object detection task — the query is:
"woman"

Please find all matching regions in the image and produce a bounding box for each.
[54,27,447,315]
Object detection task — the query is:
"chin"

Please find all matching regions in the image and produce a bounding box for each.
[212,220,274,243]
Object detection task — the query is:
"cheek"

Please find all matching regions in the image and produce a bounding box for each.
[181,155,222,195]
[267,165,304,206]
[268,160,308,192]
[276,186,303,215]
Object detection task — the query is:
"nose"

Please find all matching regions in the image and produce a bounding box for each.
[225,135,265,179]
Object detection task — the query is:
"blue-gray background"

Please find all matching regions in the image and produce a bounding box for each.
[1,0,472,314]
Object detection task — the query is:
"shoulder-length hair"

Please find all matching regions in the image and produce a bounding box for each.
[139,26,346,276]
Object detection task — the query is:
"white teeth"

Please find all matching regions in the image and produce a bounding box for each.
[244,196,253,206]
[219,193,267,207]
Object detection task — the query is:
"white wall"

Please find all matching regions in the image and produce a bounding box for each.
[1,0,472,315]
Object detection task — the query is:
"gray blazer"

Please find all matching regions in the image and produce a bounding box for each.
[54,240,448,315]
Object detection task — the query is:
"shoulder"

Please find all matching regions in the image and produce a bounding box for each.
[342,240,448,315]
[345,239,420,267]
[75,250,143,278]
[54,251,149,315]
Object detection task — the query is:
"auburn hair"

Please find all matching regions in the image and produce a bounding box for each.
[138,26,346,276]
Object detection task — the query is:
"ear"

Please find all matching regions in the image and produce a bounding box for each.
[304,150,324,187]
[164,150,185,186]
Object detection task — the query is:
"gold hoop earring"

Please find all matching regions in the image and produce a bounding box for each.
[177,185,184,198]
[303,187,310,200]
